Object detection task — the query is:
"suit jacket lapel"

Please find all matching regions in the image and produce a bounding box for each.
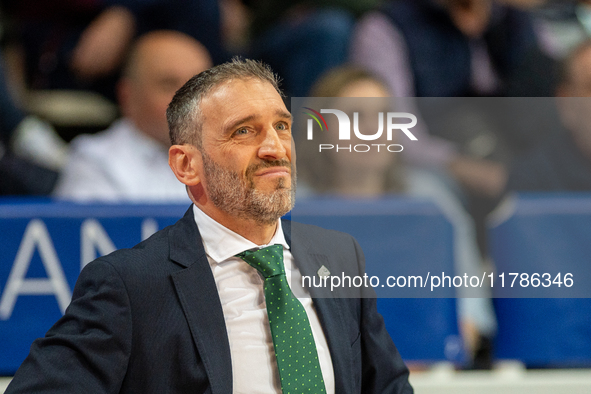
[283,220,355,394]
[169,208,232,394]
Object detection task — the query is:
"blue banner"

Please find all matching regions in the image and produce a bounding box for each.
[0,201,188,374]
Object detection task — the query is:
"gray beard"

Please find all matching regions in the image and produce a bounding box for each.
[201,151,296,225]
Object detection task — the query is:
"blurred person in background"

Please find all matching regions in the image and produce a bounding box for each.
[243,0,381,97]
[52,30,212,202]
[500,39,591,192]
[350,0,539,98]
[296,66,497,368]
[0,0,224,102]
[0,47,67,195]
[349,0,556,256]
[449,38,591,198]
[533,0,591,60]
[347,0,536,194]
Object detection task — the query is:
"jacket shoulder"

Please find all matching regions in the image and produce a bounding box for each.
[286,219,357,243]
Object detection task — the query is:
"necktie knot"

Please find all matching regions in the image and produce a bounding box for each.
[237,244,285,278]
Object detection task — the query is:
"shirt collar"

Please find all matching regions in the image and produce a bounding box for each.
[192,204,289,264]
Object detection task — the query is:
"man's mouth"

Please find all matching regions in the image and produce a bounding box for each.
[255,167,291,178]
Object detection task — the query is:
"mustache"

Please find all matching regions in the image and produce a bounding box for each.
[245,159,292,178]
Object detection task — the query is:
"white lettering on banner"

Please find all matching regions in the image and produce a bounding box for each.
[0,220,71,320]
[81,219,116,269]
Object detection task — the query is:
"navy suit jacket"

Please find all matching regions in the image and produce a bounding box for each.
[7,207,412,393]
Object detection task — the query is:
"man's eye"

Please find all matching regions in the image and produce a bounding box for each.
[235,128,249,135]
[276,122,289,131]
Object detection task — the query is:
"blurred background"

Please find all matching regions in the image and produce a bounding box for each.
[1,0,591,392]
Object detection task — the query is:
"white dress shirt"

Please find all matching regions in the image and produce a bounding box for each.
[192,205,335,394]
[53,119,190,203]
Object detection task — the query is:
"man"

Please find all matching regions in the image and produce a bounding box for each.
[53,30,212,202]
[6,59,412,393]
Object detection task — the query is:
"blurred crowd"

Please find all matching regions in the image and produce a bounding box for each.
[1,0,591,369]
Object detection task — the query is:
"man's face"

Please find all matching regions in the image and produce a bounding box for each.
[196,78,295,225]
[121,36,212,146]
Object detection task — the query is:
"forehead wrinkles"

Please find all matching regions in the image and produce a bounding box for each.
[203,81,286,129]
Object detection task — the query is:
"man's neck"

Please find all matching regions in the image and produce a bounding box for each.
[188,187,279,245]
[196,203,278,245]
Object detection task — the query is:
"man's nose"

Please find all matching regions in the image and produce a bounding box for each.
[258,127,287,160]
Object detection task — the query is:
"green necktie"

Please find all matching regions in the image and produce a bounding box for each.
[237,244,326,393]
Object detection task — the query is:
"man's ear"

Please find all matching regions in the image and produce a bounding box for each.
[169,144,202,186]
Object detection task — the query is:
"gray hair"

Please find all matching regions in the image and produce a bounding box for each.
[166,57,283,148]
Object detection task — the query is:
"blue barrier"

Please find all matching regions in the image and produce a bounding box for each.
[488,193,591,367]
